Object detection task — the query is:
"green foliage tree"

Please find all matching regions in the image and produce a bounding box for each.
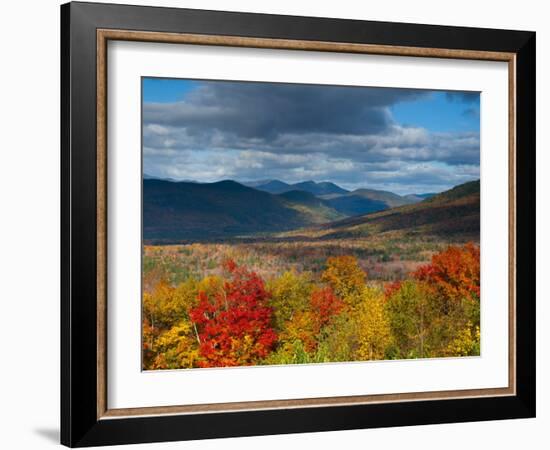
[266,270,313,331]
[385,280,435,358]
[319,313,358,362]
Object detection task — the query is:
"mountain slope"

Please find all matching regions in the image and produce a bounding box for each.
[278,190,345,223]
[281,180,480,240]
[424,180,479,203]
[324,195,388,216]
[143,180,342,242]
[405,192,436,202]
[321,187,420,216]
[245,179,292,194]
[291,181,349,196]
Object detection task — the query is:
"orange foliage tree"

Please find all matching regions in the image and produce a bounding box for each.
[413,242,480,304]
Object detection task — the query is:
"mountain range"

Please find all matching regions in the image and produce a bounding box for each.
[143,177,477,243]
[146,176,435,216]
[281,180,480,241]
[247,180,438,216]
[246,179,349,196]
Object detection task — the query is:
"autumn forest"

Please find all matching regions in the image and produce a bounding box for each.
[143,241,480,370]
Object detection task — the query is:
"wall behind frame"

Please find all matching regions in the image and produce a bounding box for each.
[0,0,546,449]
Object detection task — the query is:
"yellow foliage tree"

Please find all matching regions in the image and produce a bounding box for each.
[196,275,224,299]
[355,287,392,360]
[278,310,319,353]
[143,280,187,329]
[149,321,201,369]
[321,256,366,304]
[444,324,480,357]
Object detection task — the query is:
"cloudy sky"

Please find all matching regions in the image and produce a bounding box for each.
[142,77,480,195]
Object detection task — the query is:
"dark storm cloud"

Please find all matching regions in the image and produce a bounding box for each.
[144,82,429,138]
[143,81,480,194]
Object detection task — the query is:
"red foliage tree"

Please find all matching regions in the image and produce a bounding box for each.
[310,286,344,328]
[383,280,403,300]
[189,259,277,367]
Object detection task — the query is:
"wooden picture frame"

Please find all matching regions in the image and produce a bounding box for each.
[61,1,535,447]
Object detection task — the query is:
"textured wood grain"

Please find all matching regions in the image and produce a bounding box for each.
[96,28,516,419]
[508,56,517,393]
[97,30,107,419]
[98,29,515,61]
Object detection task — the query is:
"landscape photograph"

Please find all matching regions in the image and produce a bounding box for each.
[141,77,481,370]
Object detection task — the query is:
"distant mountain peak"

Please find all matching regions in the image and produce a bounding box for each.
[143,173,197,183]
[237,179,351,196]
[213,179,241,185]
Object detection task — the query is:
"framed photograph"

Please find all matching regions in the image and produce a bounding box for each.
[61,1,536,447]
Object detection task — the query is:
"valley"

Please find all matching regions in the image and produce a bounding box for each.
[143,178,479,285]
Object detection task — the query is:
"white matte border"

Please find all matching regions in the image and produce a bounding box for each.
[107,40,509,409]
